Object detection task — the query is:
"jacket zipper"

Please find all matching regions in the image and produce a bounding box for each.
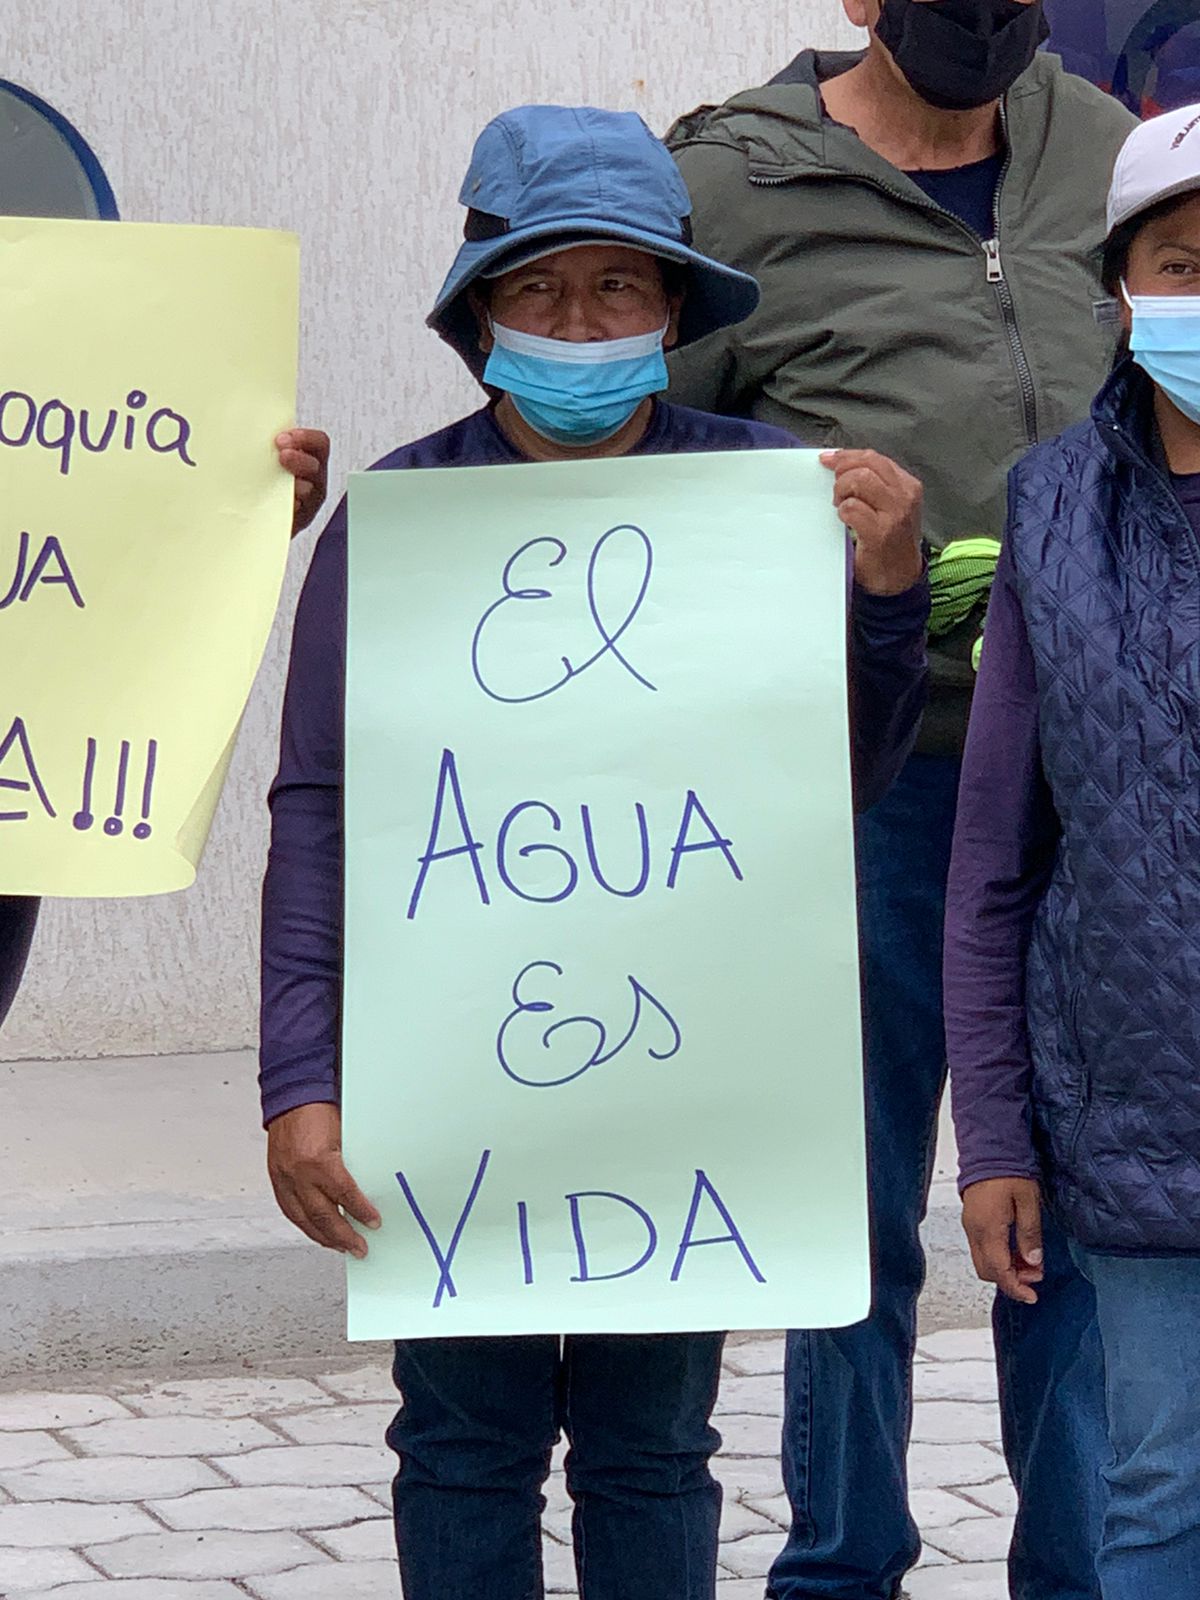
[749,99,1040,445]
[1066,1073,1092,1166]
[984,105,1038,446]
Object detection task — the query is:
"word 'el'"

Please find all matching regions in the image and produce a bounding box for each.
[0,717,158,838]
[0,532,84,610]
[0,387,196,477]
[472,526,656,704]
[395,1151,767,1309]
[407,748,743,920]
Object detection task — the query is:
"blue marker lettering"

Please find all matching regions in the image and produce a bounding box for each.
[0,717,56,822]
[568,1190,659,1283]
[497,801,579,904]
[581,801,651,897]
[671,1169,766,1284]
[407,748,490,920]
[517,1200,535,1286]
[667,791,744,889]
[394,1149,491,1309]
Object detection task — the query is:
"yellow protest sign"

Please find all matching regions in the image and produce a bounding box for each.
[0,216,299,896]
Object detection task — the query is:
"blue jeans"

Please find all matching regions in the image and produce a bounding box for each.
[1073,1248,1200,1600]
[768,754,1109,1600]
[387,1331,724,1599]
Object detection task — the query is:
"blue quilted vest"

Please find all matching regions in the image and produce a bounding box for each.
[1008,362,1200,1255]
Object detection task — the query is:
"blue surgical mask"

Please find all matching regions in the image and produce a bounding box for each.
[483,319,669,445]
[1125,283,1200,426]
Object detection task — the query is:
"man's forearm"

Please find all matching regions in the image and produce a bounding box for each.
[259,787,342,1127]
[849,577,930,812]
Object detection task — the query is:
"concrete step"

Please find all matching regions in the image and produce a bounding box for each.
[0,1053,989,1375]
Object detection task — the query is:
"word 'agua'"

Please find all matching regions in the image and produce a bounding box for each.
[407,748,744,919]
[395,1151,767,1309]
[0,387,196,476]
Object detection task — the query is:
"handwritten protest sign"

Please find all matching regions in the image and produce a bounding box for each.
[0,216,299,896]
[343,449,869,1339]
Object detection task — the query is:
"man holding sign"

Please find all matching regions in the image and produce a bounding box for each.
[0,94,329,1027]
[261,105,928,1600]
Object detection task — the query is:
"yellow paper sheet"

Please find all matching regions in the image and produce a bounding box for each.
[0,216,299,896]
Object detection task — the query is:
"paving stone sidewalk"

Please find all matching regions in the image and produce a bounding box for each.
[0,1329,1011,1599]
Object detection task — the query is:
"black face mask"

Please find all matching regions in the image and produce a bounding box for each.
[875,0,1050,112]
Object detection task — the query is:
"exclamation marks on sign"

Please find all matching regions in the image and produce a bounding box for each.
[133,741,157,840]
[72,740,97,833]
[104,741,130,836]
[73,738,158,840]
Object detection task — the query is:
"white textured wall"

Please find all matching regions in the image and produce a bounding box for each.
[1,0,863,1062]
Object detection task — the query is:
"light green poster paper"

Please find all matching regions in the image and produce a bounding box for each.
[343,448,868,1341]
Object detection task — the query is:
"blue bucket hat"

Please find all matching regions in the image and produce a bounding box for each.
[428,105,761,377]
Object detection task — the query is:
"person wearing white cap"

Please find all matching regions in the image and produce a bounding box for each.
[947,101,1200,1600]
[259,105,931,1600]
[667,11,1139,1594]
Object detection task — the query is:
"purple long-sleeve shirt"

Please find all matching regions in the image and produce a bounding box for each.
[946,470,1200,1192]
[260,401,930,1126]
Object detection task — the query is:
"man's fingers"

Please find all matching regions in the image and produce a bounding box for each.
[836,499,881,537]
[270,1161,375,1258]
[300,1194,370,1259]
[967,1224,1012,1286]
[968,1207,1044,1305]
[833,470,889,514]
[821,448,903,487]
[271,1174,336,1252]
[277,430,329,538]
[969,1233,1037,1305]
[292,427,330,456]
[998,1271,1039,1306]
[277,428,329,457]
[293,1164,372,1257]
[328,1167,383,1232]
[264,1107,373,1258]
[1014,1188,1045,1271]
[280,448,323,482]
[962,1181,1044,1306]
[822,448,888,471]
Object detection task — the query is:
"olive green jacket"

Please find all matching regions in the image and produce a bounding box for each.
[667,51,1136,753]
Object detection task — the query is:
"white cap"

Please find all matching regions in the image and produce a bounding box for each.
[1107,102,1200,237]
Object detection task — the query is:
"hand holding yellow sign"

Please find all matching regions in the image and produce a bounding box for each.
[0,216,299,896]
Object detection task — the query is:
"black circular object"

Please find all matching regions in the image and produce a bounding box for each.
[0,79,118,220]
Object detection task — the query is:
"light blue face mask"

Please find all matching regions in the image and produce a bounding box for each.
[483,319,669,446]
[1125,283,1200,426]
